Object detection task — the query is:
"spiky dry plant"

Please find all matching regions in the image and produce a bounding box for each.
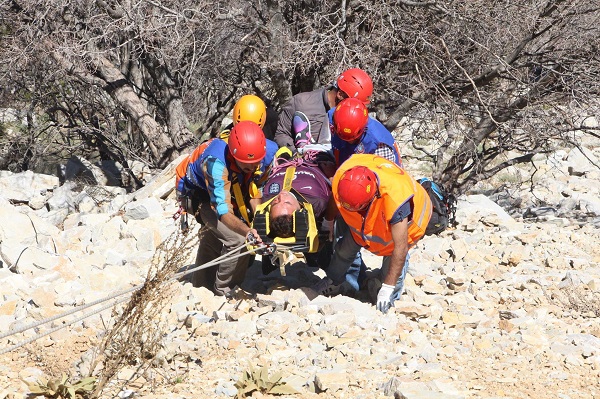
[90,229,196,397]
[552,284,600,319]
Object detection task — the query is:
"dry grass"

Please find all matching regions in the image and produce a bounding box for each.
[548,284,600,318]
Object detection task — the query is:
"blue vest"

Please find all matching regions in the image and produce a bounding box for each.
[328,109,400,166]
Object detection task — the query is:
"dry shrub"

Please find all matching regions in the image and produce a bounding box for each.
[549,284,600,318]
[89,230,196,398]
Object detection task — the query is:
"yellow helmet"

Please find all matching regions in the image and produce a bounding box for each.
[233,95,267,128]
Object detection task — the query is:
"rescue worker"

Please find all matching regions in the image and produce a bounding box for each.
[219,94,271,138]
[175,120,278,296]
[205,94,277,141]
[274,68,373,153]
[329,97,402,167]
[321,154,432,313]
[231,94,268,128]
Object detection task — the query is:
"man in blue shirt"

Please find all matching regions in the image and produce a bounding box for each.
[328,98,402,167]
[176,121,278,296]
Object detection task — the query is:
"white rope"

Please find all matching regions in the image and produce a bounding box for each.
[0,296,129,356]
[0,242,265,354]
[0,285,140,341]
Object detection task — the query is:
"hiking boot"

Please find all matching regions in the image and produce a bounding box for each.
[292,111,314,149]
[311,277,355,297]
[311,277,334,295]
[366,277,382,305]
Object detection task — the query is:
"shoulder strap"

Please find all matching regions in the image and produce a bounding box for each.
[282,166,296,192]
[231,174,251,225]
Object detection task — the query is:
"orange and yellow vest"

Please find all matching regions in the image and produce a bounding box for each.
[332,154,432,256]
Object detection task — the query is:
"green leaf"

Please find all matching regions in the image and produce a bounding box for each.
[259,365,269,382]
[237,382,258,396]
[270,371,283,384]
[73,376,97,391]
[67,386,76,399]
[79,376,97,384]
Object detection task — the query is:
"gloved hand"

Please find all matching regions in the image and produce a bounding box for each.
[376,283,396,313]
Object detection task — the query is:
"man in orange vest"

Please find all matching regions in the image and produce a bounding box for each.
[325,154,432,313]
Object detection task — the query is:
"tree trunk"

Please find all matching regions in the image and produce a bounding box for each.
[93,55,175,166]
[142,55,196,156]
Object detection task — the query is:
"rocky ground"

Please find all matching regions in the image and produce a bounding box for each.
[1,134,600,398]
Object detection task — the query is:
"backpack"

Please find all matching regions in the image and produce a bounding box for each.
[417,178,457,235]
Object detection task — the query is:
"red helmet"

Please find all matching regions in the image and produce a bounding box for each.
[332,98,369,142]
[336,68,373,104]
[337,166,378,211]
[228,121,267,163]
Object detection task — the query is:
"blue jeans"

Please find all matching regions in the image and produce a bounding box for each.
[326,217,367,291]
[328,223,409,300]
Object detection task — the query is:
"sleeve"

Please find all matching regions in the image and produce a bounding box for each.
[202,156,233,217]
[274,97,297,151]
[177,159,202,197]
[374,143,397,164]
[390,201,413,224]
[316,113,331,145]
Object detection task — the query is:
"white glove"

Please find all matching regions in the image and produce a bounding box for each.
[376,283,396,313]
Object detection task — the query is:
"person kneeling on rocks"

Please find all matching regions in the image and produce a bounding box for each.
[321,154,432,313]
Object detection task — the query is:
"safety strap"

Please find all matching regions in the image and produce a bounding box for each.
[232,174,251,225]
[250,169,319,254]
[282,165,295,191]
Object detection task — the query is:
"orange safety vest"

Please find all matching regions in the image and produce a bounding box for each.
[332,154,432,256]
[175,138,215,191]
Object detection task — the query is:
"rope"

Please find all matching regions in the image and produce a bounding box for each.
[0,285,140,341]
[0,242,265,354]
[0,296,129,356]
[270,151,318,175]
